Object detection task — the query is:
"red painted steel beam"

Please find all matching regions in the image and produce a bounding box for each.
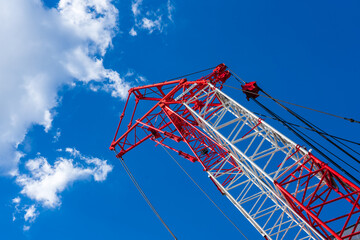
[110,63,360,240]
[275,153,360,239]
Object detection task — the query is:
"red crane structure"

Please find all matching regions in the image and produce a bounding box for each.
[110,64,360,240]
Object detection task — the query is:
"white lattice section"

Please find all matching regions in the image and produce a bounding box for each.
[181,84,324,240]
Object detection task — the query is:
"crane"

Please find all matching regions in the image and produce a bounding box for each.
[110,64,360,240]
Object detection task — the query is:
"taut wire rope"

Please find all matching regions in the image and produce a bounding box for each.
[160,145,250,240]
[116,152,178,240]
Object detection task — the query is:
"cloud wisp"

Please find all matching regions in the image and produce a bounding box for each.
[13,148,112,229]
[0,0,129,174]
[129,0,174,36]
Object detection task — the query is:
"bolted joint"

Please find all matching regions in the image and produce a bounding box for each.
[159,102,166,108]
[178,151,197,162]
[213,63,227,74]
[116,150,125,158]
[179,78,187,84]
[109,141,116,151]
[163,132,182,142]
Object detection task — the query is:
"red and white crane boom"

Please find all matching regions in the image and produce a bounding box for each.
[110,64,360,240]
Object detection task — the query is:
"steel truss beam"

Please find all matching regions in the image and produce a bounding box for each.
[110,65,360,240]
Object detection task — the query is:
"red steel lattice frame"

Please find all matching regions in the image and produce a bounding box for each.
[110,64,360,240]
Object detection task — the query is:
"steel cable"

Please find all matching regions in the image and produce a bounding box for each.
[252,99,360,186]
[160,145,250,240]
[223,84,360,124]
[251,111,360,146]
[117,155,178,240]
[223,77,360,184]
[257,87,360,166]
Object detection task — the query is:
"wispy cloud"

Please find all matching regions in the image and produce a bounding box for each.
[16,150,112,208]
[129,27,138,36]
[12,197,21,204]
[99,69,147,97]
[129,0,175,36]
[24,205,38,223]
[23,225,30,231]
[131,0,143,17]
[12,197,21,221]
[53,128,61,142]
[13,148,112,230]
[167,0,175,22]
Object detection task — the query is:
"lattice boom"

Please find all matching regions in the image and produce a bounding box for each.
[110,64,360,240]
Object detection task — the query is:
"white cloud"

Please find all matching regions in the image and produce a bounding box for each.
[131,0,142,16]
[65,147,113,181]
[12,148,112,230]
[17,157,89,208]
[24,205,38,223]
[124,69,147,83]
[65,147,81,158]
[167,0,174,22]
[12,197,21,221]
[130,0,174,35]
[141,17,162,33]
[101,70,134,98]
[85,157,113,181]
[15,150,112,208]
[12,197,21,204]
[58,0,118,56]
[137,76,147,82]
[53,128,61,142]
[0,0,130,174]
[129,27,137,36]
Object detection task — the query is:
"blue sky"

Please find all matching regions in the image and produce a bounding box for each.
[0,0,359,239]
